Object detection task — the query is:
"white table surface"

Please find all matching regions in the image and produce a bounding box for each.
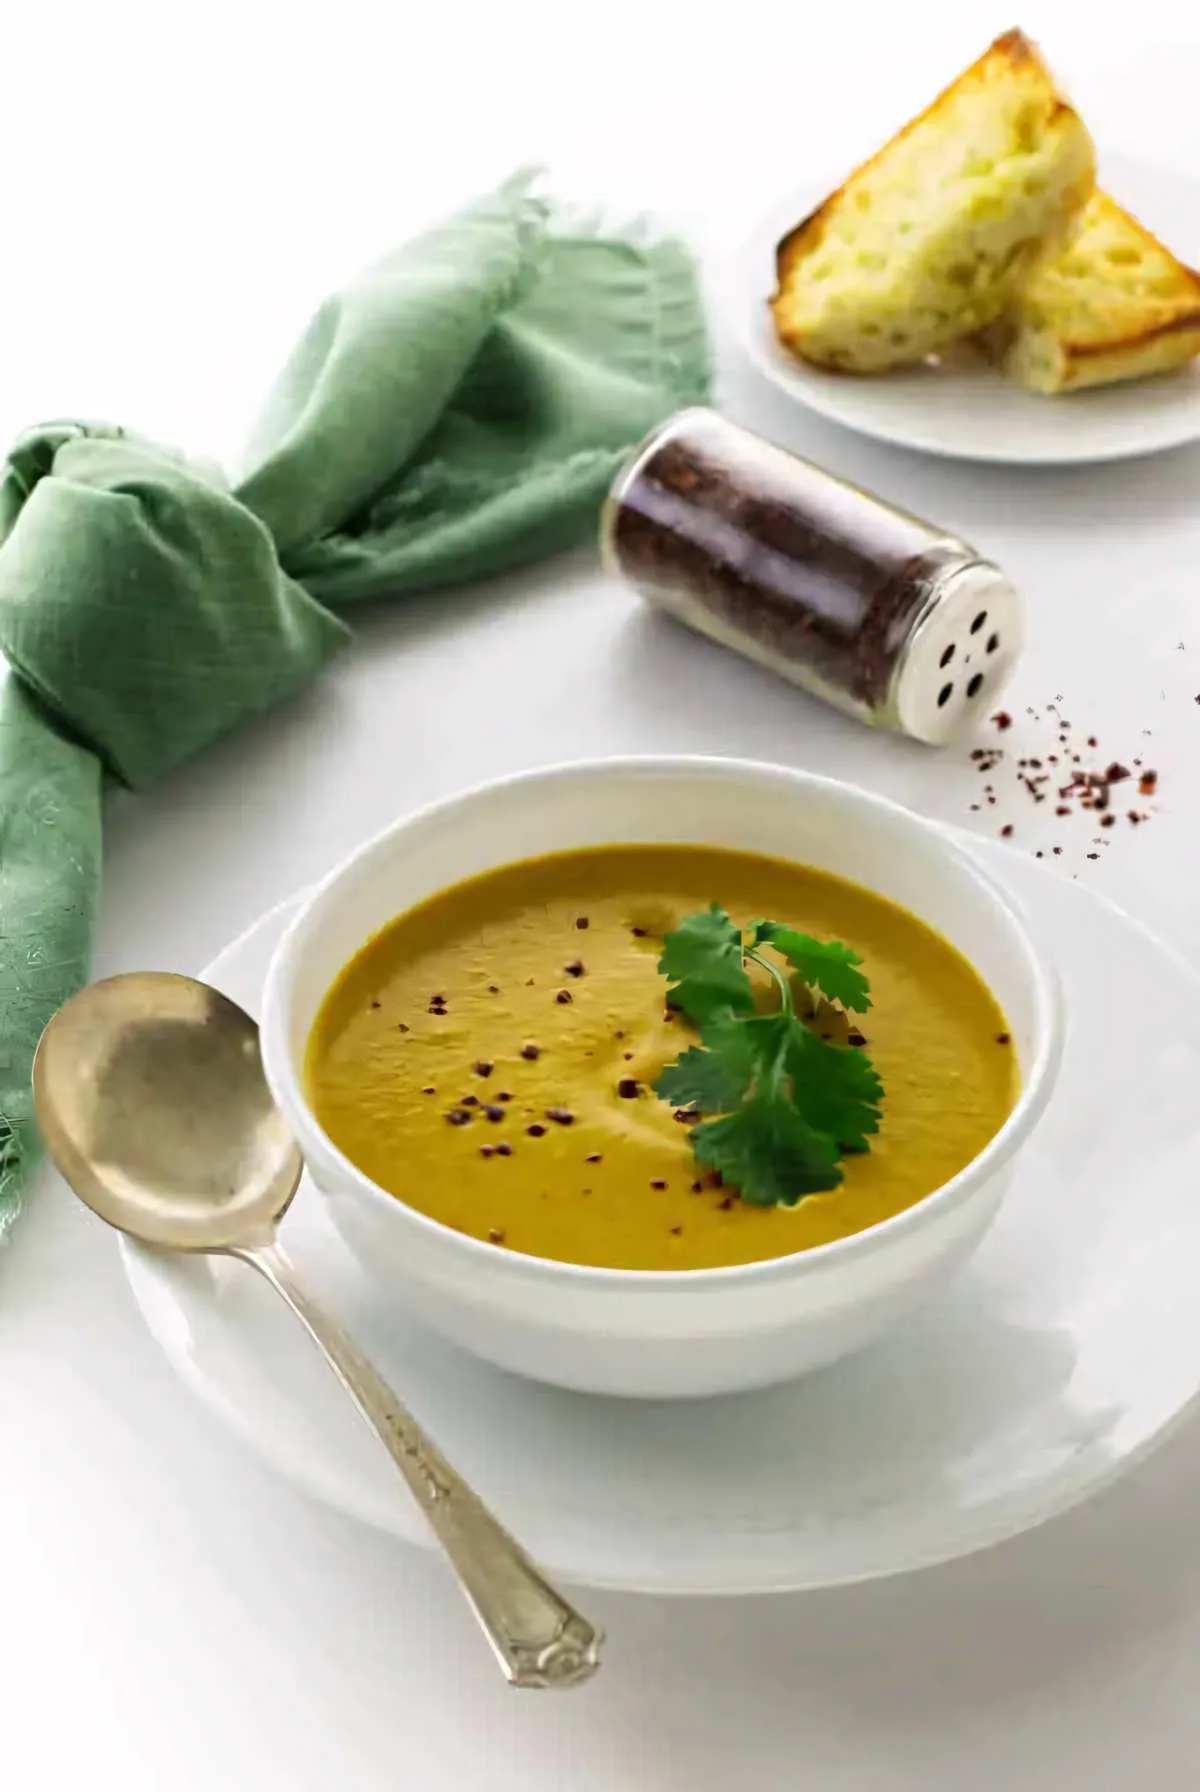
[5,4,1200,1786]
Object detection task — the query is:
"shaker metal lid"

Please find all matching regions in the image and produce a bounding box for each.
[891,561,1024,746]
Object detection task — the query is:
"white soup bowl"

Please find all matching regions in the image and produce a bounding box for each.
[260,757,1063,1398]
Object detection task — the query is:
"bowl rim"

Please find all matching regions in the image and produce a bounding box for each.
[260,753,1065,1293]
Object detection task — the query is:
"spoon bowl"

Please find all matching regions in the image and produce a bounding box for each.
[35,972,301,1252]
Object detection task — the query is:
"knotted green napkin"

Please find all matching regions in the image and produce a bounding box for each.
[0,173,708,1233]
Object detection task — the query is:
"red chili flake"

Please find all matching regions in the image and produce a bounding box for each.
[672,1107,700,1124]
[586,1153,603,1164]
[487,1227,506,1245]
[992,711,1013,730]
[669,1225,683,1237]
[445,1109,471,1126]
[617,1078,640,1099]
[545,1107,575,1126]
[461,1094,479,1107]
[1048,755,1059,765]
[483,1105,506,1123]
[996,1033,1011,1046]
[473,1060,494,1078]
[563,960,586,978]
[1195,694,1200,704]
[1055,805,1071,817]
[428,1000,447,1015]
[707,1171,725,1189]
[575,916,589,929]
[555,988,573,1005]
[630,925,647,938]
[1087,852,1099,860]
[1053,846,1063,855]
[1139,770,1158,795]
[691,1180,703,1193]
[495,1142,513,1157]
[650,1179,668,1191]
[526,1123,547,1138]
[987,796,997,806]
[1000,824,1013,838]
[520,1043,540,1061]
[422,1085,435,1095]
[487,984,500,995]
[1100,815,1115,829]
[718,1195,736,1211]
[479,1145,495,1159]
[370,1000,382,1010]
[971,749,985,761]
[1087,737,1098,748]
[847,1031,868,1047]
[623,1050,635,1061]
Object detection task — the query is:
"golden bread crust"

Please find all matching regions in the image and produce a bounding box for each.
[1000,190,1200,392]
[770,30,1095,374]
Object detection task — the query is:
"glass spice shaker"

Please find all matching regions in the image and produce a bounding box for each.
[600,408,1022,745]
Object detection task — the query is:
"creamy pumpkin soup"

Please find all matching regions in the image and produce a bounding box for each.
[306,846,1017,1271]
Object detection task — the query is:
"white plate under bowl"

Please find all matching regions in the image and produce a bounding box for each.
[732,153,1200,465]
[116,840,1200,1594]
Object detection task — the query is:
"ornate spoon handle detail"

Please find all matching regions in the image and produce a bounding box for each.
[237,1237,602,1688]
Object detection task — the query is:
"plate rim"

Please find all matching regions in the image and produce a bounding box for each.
[116,847,1200,1595]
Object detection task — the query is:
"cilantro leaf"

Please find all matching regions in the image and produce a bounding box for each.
[783,1026,883,1153]
[652,905,886,1208]
[692,1099,844,1206]
[653,1028,755,1115]
[657,904,754,1026]
[653,1012,788,1114]
[751,921,872,1013]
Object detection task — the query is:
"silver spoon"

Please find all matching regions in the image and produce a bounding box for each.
[34,971,602,1689]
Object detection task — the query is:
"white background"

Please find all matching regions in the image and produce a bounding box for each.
[4,3,1200,1786]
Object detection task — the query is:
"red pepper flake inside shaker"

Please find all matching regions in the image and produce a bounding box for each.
[601,408,1023,744]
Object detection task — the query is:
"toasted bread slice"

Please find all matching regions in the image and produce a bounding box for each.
[770,29,1095,373]
[997,189,1200,392]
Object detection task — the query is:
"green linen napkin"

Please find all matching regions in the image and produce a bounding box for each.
[0,173,709,1234]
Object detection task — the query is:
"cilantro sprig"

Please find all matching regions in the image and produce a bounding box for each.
[653,905,883,1208]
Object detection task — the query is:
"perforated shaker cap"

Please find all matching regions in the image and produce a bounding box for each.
[891,560,1023,746]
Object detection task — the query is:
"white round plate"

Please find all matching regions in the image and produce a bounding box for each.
[732,153,1200,464]
[117,841,1200,1594]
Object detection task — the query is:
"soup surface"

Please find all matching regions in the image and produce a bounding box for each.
[307,845,1017,1270]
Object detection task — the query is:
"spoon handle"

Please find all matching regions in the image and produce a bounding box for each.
[235,1237,602,1689]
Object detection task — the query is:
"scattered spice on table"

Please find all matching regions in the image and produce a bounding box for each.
[962,701,1163,857]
